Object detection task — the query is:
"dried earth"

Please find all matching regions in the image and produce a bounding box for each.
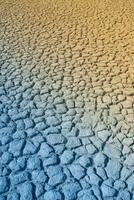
[0,0,134,199]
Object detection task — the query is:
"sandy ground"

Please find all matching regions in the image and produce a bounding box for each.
[0,0,134,199]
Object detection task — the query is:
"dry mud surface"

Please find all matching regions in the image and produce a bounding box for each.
[0,0,134,199]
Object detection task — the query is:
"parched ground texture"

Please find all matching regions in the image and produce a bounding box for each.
[0,0,134,199]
